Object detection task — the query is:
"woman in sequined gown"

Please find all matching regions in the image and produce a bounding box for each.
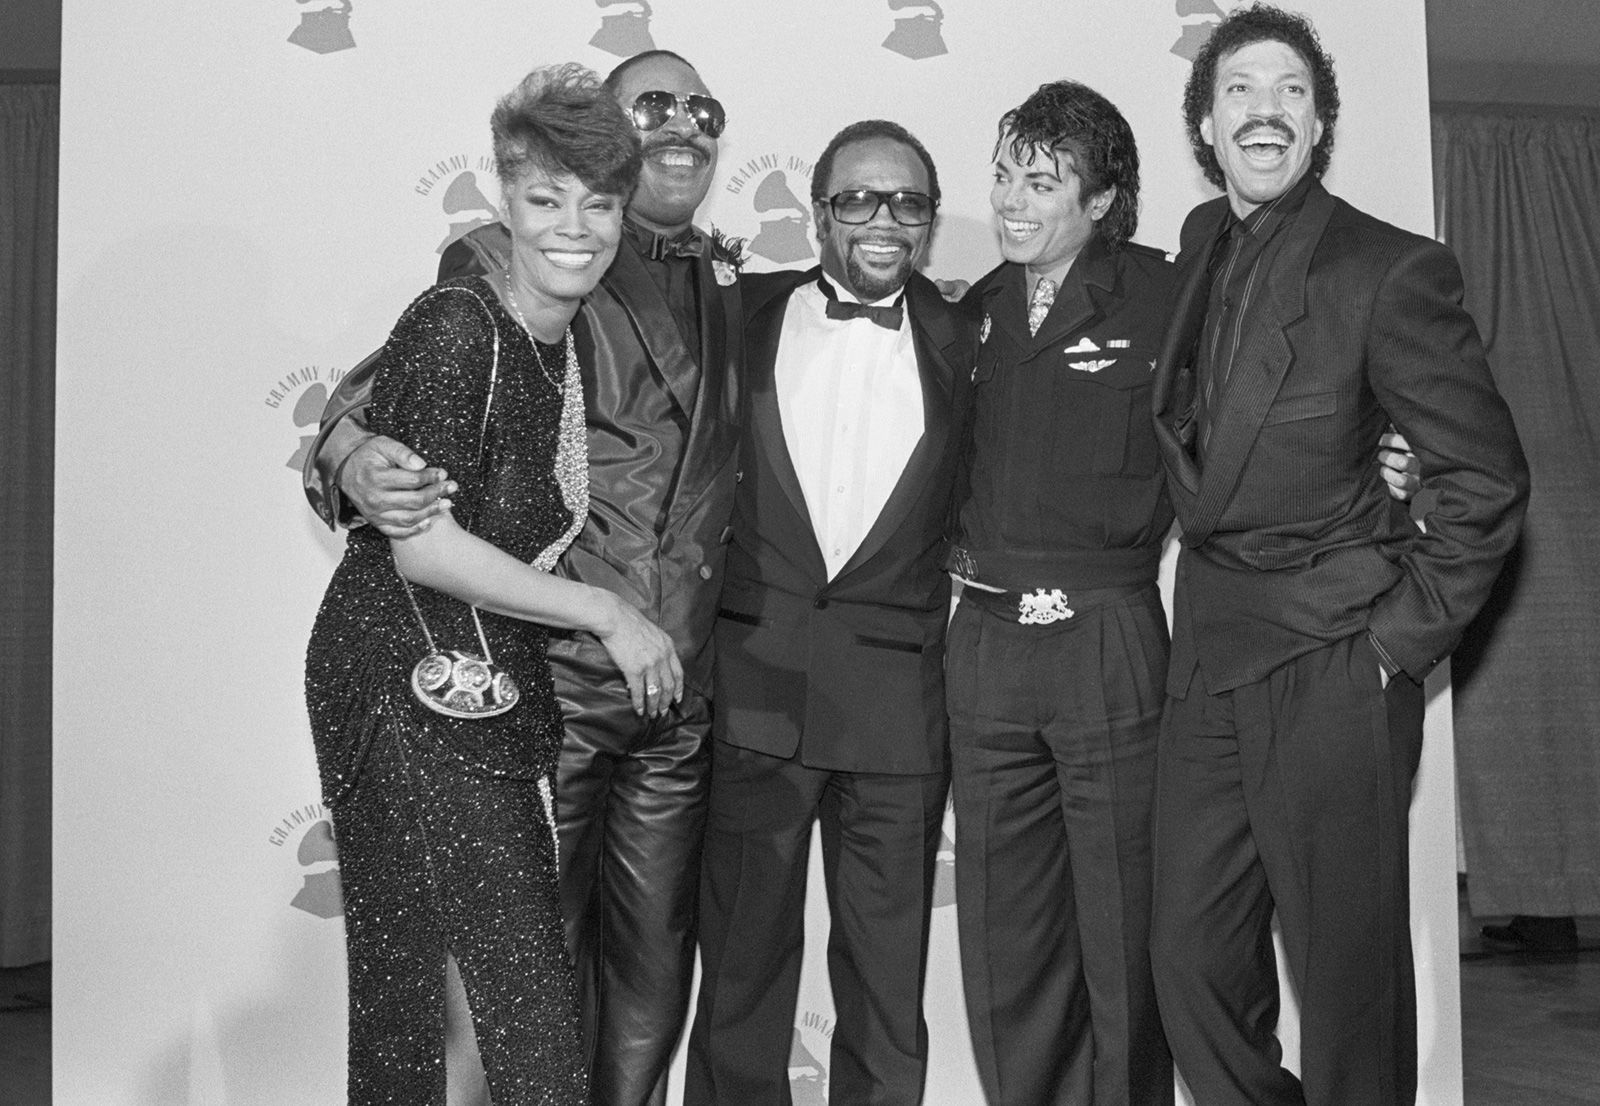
[305,65,682,1106]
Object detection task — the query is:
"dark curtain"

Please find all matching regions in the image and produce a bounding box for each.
[1434,105,1600,917]
[0,80,56,965]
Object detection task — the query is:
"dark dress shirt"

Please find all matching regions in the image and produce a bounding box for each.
[1196,172,1314,458]
[625,218,704,376]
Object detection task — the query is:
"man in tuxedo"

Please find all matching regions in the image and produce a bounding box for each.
[683,120,975,1105]
[303,50,741,1106]
[944,80,1175,1106]
[1147,7,1528,1105]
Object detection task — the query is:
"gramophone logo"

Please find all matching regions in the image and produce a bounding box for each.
[723,155,816,266]
[1171,0,1229,61]
[882,0,948,61]
[270,804,344,920]
[265,365,346,474]
[789,1012,833,1105]
[288,0,355,54]
[415,155,501,258]
[590,0,656,58]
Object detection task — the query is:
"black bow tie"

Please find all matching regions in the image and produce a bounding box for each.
[818,273,904,330]
[645,230,705,261]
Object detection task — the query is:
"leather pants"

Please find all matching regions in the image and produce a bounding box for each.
[551,635,711,1106]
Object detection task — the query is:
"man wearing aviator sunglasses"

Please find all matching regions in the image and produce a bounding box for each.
[628,88,727,139]
[302,49,742,1106]
[614,60,723,253]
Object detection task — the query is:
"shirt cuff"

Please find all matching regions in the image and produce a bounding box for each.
[1366,630,1403,681]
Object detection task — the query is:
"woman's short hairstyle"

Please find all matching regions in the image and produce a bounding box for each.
[1182,3,1340,191]
[492,62,642,198]
[995,80,1141,251]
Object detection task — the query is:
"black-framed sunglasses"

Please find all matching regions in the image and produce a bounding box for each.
[825,189,938,227]
[629,91,727,138]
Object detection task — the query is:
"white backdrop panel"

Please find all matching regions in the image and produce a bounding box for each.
[55,0,1457,1102]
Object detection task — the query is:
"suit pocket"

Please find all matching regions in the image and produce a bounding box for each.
[1049,355,1159,476]
[1263,390,1338,425]
[853,634,924,654]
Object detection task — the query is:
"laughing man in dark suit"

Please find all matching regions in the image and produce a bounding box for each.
[1148,6,1528,1105]
[685,120,975,1106]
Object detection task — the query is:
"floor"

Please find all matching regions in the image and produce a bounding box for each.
[4,903,1598,1104]
[1459,908,1600,1105]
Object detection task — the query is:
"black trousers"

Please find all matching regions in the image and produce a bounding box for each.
[685,740,948,1106]
[551,636,712,1106]
[1150,632,1425,1106]
[946,587,1172,1106]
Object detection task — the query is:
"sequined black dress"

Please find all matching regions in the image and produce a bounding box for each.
[305,276,589,1105]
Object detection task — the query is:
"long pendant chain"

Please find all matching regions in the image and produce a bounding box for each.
[502,268,566,390]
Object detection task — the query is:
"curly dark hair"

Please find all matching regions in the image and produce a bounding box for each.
[1182,3,1340,191]
[995,80,1140,250]
[810,119,942,207]
[492,62,642,198]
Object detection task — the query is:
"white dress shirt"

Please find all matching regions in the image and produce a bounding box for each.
[775,278,925,580]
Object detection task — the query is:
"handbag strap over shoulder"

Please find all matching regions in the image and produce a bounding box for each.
[431,282,505,531]
[392,281,505,655]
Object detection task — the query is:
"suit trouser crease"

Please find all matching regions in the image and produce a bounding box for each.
[948,591,1172,1106]
[687,740,946,1105]
[1150,633,1424,1106]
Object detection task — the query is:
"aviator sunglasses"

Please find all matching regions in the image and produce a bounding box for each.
[825,189,938,227]
[629,91,728,138]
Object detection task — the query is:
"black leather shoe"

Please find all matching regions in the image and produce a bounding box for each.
[1481,914,1578,951]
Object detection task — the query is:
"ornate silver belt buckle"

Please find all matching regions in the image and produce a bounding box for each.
[1017,588,1074,625]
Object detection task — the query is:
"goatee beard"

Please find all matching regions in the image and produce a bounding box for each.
[846,252,911,301]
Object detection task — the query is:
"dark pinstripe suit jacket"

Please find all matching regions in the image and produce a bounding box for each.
[1152,180,1528,695]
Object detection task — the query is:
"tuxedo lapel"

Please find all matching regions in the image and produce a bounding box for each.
[747,272,828,574]
[692,247,742,425]
[607,238,701,417]
[667,249,744,522]
[1182,185,1335,545]
[835,276,956,580]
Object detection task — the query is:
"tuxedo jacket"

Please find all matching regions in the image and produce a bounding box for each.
[713,268,976,774]
[1152,181,1527,694]
[304,223,743,690]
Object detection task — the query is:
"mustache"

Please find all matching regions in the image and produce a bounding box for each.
[642,134,711,159]
[849,230,915,247]
[1234,119,1296,143]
